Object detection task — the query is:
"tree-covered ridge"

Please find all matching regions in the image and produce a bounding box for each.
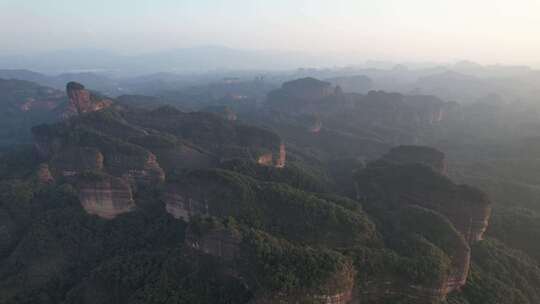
[0,77,539,304]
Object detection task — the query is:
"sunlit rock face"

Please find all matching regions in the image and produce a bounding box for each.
[256,143,286,168]
[77,174,135,219]
[62,82,112,118]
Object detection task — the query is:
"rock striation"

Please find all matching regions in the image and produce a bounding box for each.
[76,173,135,219]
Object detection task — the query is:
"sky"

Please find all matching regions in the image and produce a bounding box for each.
[1,0,540,65]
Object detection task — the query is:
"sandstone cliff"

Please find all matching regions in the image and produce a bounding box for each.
[354,149,492,302]
[61,82,112,118]
[31,82,286,220]
[76,173,135,219]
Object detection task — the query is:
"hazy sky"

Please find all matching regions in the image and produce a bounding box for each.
[1,0,539,64]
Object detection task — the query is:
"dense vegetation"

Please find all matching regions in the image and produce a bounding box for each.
[1,75,540,304]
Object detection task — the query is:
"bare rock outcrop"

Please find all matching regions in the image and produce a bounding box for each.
[62,82,112,118]
[185,222,241,262]
[76,173,135,219]
[257,143,286,168]
[163,187,209,221]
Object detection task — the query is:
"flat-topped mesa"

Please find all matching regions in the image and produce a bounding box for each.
[266,77,342,114]
[355,150,492,301]
[356,162,492,244]
[76,172,135,219]
[382,145,448,174]
[281,77,334,101]
[63,82,112,118]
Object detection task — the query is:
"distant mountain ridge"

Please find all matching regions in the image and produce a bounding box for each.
[0,46,340,75]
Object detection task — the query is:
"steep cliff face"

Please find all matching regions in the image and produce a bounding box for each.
[163,186,209,221]
[354,149,492,302]
[62,82,112,118]
[76,173,135,219]
[357,162,491,244]
[256,143,286,168]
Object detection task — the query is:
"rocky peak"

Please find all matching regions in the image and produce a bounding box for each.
[62,81,112,118]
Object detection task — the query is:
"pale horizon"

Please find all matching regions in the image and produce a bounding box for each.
[1,0,540,66]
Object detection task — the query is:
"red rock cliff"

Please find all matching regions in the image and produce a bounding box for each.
[62,82,112,118]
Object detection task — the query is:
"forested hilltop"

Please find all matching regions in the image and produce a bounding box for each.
[0,76,539,304]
